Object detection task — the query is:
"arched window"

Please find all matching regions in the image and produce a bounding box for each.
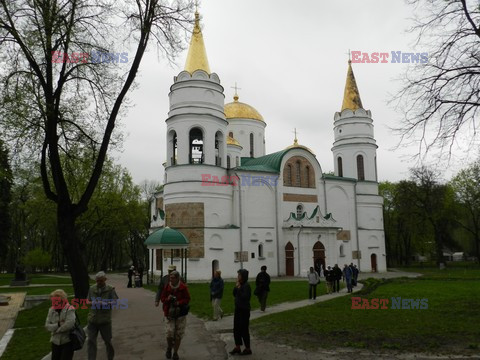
[229,131,233,138]
[215,131,224,166]
[337,157,343,177]
[189,127,204,164]
[236,156,240,167]
[306,166,310,187]
[357,155,365,181]
[296,204,304,219]
[295,161,301,186]
[286,164,292,186]
[169,130,177,166]
[227,155,231,169]
[258,244,264,258]
[249,133,254,157]
[340,244,345,257]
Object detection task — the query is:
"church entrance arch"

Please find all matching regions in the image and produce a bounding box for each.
[285,242,294,276]
[313,240,326,275]
[371,254,377,272]
[211,260,219,278]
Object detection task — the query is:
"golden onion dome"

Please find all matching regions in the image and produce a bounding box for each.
[224,95,264,122]
[226,136,241,147]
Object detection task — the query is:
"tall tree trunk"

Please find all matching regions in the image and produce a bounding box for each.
[57,209,90,298]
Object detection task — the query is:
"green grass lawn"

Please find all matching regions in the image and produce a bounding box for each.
[0,273,73,286]
[251,269,480,354]
[1,299,90,360]
[0,286,75,296]
[145,279,335,320]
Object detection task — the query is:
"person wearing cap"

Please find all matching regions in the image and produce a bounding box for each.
[155,265,176,307]
[230,269,252,356]
[86,271,119,360]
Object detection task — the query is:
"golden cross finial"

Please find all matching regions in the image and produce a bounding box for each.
[293,128,299,145]
[346,49,351,63]
[195,0,199,12]
[231,82,241,101]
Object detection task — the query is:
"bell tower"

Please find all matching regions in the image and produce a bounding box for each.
[331,60,378,182]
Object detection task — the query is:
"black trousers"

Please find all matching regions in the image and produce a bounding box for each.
[233,308,250,348]
[309,284,317,299]
[333,279,340,292]
[51,341,74,360]
[257,291,268,311]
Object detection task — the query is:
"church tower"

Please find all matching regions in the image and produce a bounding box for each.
[163,10,231,263]
[330,60,386,272]
[332,60,378,181]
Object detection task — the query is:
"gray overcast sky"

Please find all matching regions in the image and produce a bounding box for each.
[113,0,464,185]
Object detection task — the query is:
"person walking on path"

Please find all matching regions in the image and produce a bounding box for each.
[307,267,319,300]
[210,270,224,320]
[343,264,353,293]
[352,264,359,287]
[230,269,252,356]
[87,271,119,360]
[160,270,191,360]
[127,266,134,288]
[332,264,342,293]
[155,264,176,307]
[45,289,76,360]
[254,266,270,312]
[324,266,334,294]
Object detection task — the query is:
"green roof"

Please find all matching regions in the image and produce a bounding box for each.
[237,149,293,173]
[144,227,189,247]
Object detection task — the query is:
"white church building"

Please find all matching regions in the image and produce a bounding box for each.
[148,11,387,280]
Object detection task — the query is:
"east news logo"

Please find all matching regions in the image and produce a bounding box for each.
[351,297,428,309]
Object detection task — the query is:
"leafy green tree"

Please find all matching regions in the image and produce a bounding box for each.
[0,0,193,297]
[450,160,480,262]
[408,167,458,266]
[22,248,52,272]
[0,137,12,270]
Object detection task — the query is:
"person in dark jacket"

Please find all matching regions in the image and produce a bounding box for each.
[254,266,270,311]
[210,270,224,320]
[127,266,134,288]
[332,264,342,292]
[229,269,252,356]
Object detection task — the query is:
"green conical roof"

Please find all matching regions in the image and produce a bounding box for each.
[144,227,189,247]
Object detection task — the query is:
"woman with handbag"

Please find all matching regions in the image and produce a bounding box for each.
[45,289,76,360]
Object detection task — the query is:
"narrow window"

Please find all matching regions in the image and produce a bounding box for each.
[338,157,343,177]
[229,131,233,138]
[250,133,254,157]
[295,161,301,186]
[306,166,310,187]
[286,164,292,186]
[227,155,231,169]
[357,155,365,181]
[258,244,264,258]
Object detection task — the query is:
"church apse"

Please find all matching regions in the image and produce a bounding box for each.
[165,203,205,258]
